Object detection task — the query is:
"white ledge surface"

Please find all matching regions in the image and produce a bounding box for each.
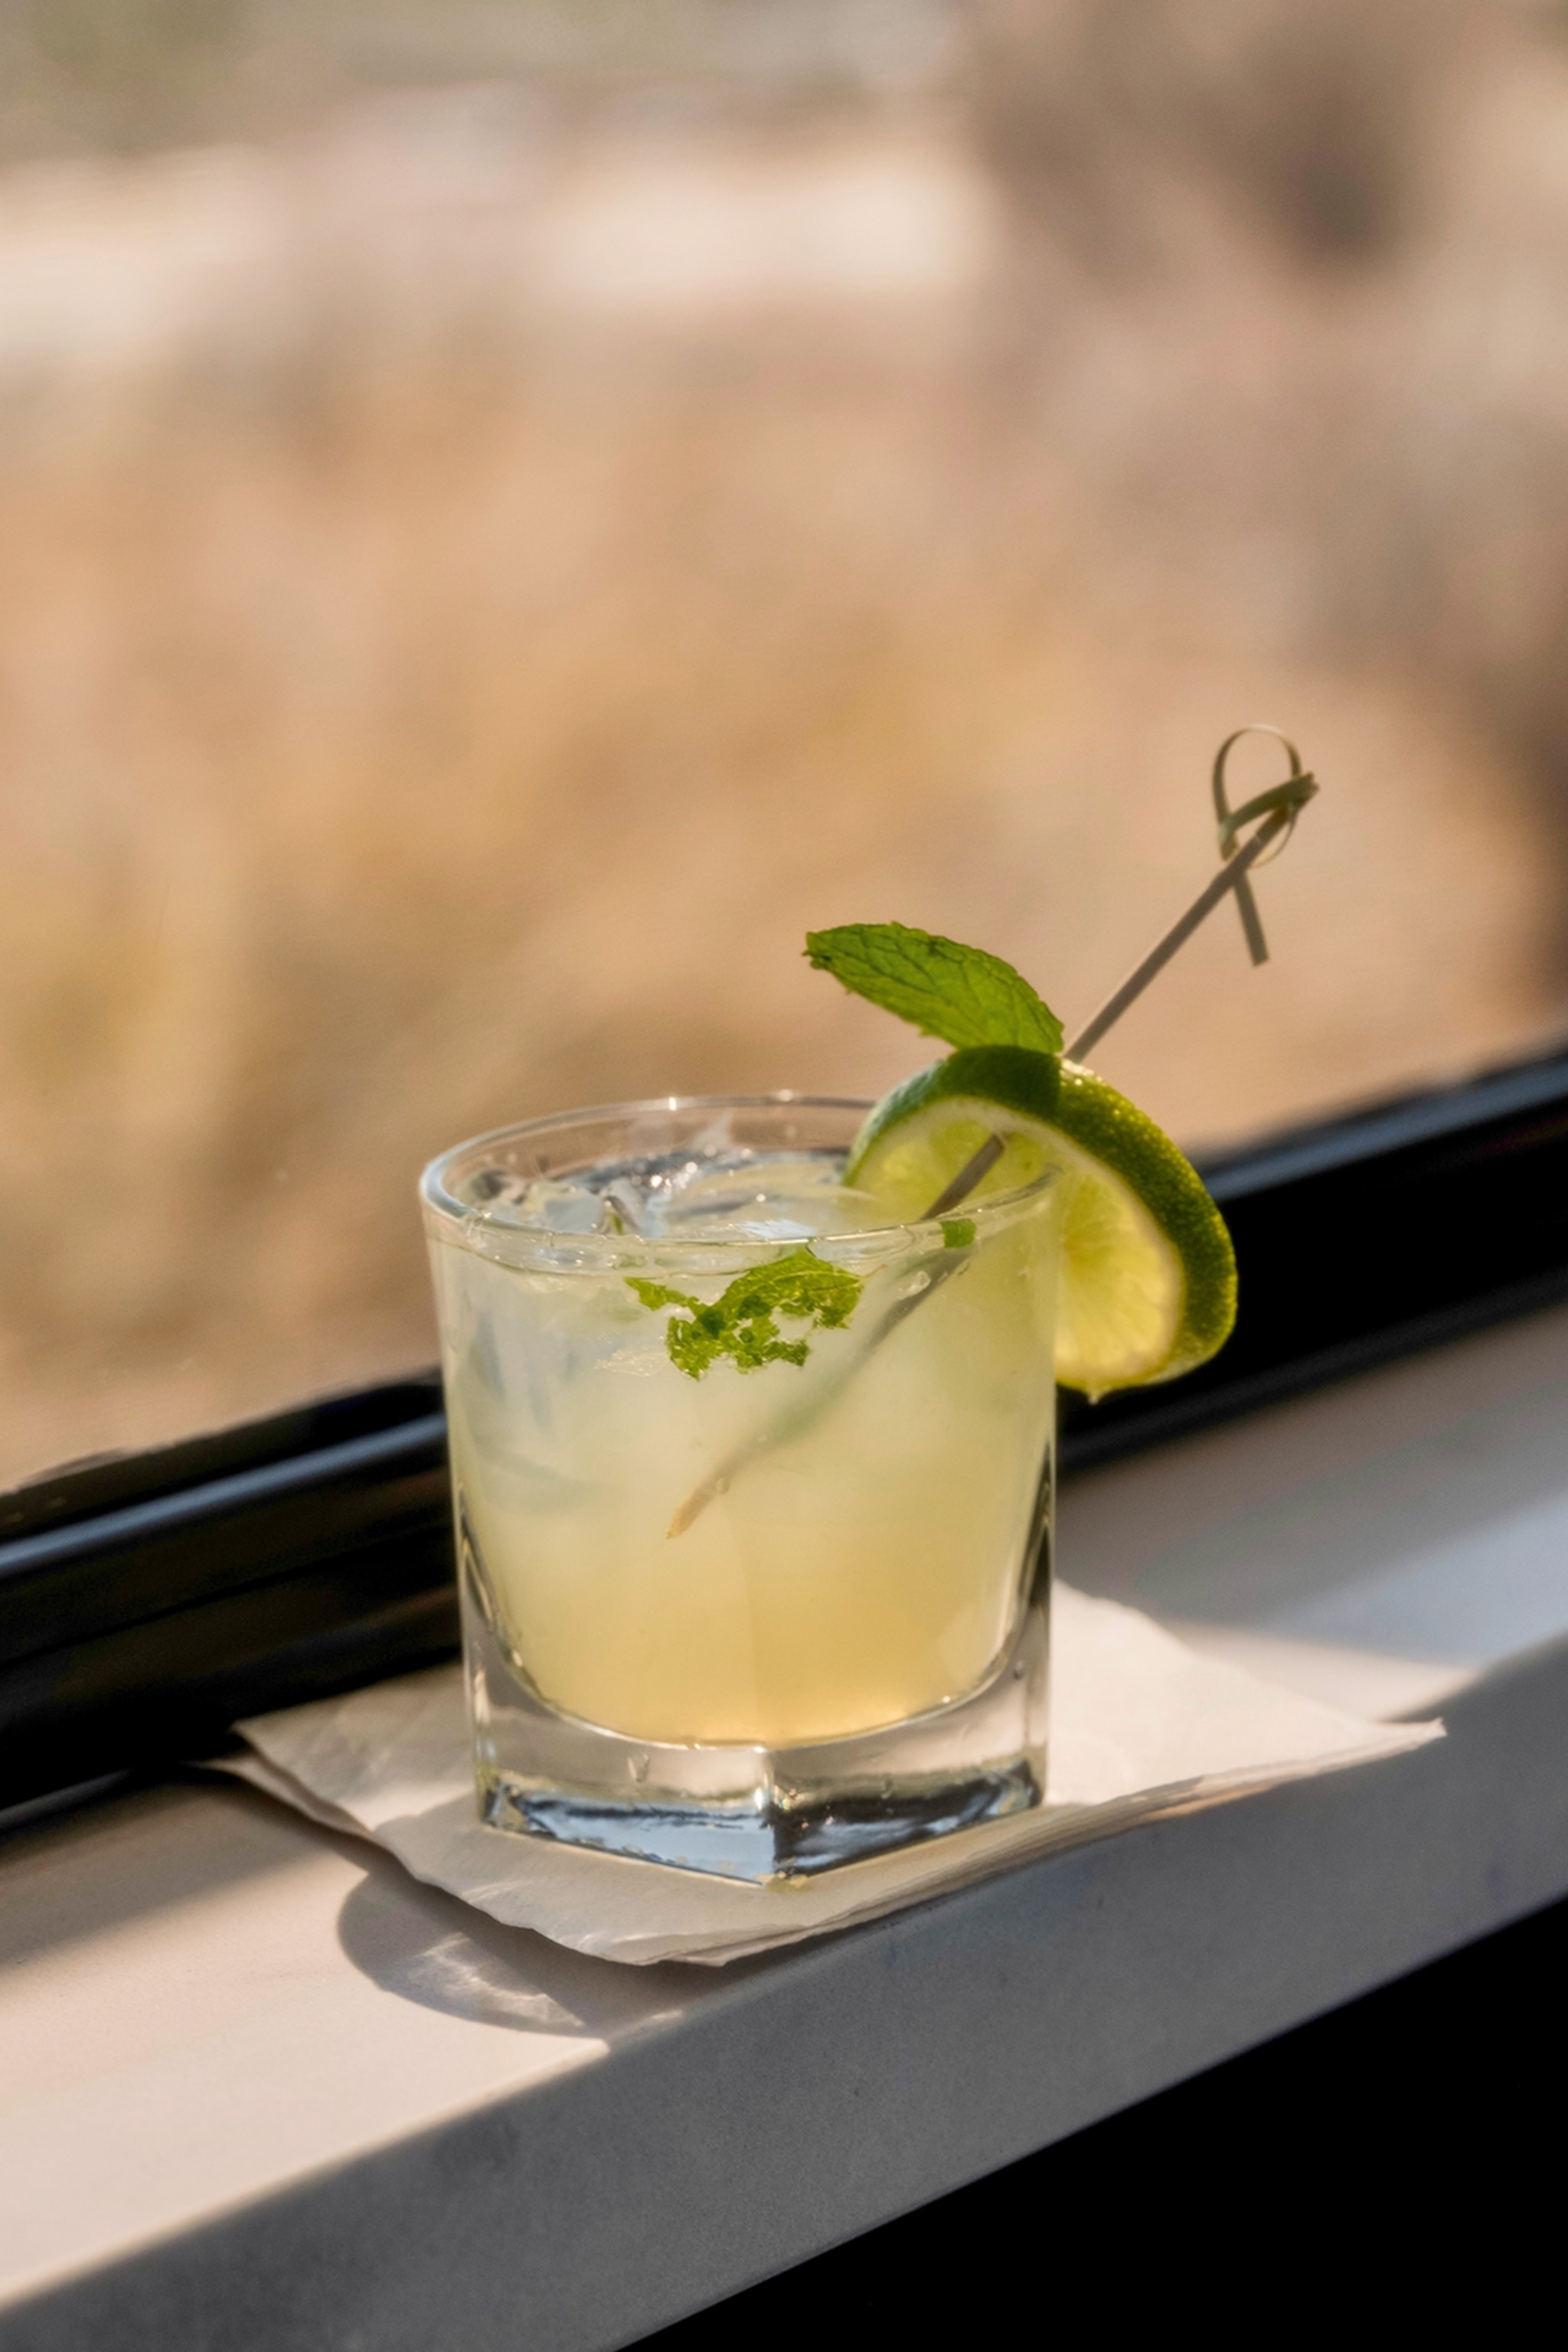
[8,1303,1568,2350]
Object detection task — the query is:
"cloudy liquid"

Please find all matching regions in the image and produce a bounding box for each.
[430,1148,1057,1747]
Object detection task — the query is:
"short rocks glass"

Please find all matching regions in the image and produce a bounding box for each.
[422,1096,1058,1883]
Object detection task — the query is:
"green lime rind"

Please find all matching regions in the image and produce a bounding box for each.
[1049,1057,1236,1381]
[845,1044,1237,1393]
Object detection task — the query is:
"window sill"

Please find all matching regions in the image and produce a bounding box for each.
[6,1298,1568,2347]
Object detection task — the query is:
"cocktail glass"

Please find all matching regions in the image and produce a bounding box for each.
[421,1094,1058,1883]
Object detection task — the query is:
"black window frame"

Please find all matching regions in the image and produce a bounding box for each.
[7,1042,1568,1808]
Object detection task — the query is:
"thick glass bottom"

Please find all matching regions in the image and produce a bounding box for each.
[463,1561,1049,1885]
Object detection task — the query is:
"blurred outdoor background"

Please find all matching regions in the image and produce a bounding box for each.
[6,0,1568,1486]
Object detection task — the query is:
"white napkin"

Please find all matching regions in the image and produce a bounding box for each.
[224,1585,1441,1966]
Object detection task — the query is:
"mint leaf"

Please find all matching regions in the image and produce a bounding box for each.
[627,1248,861,1380]
[941,1215,976,1250]
[804,923,1062,1054]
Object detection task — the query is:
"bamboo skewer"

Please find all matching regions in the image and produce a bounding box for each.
[666,730,1318,1537]
[918,732,1318,1220]
[1065,797,1298,1060]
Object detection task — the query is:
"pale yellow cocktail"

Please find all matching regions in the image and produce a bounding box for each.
[425,1099,1057,1759]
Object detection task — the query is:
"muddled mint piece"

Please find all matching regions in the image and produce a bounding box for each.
[804,922,1063,1055]
[628,1247,862,1380]
[941,1216,976,1250]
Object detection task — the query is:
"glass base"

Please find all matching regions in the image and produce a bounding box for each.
[463,1566,1049,1886]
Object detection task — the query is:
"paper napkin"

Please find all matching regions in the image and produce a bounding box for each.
[224,1584,1441,1966]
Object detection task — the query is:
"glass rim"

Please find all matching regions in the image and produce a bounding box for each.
[419,1089,1057,1269]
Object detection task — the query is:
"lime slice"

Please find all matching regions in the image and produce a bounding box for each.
[844,1044,1236,1396]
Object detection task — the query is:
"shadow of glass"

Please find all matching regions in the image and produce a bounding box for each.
[336,1854,729,2037]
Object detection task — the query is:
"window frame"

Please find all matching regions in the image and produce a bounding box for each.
[6,1044,1568,1808]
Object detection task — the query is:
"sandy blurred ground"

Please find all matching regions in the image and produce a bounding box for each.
[4,2,1568,1483]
